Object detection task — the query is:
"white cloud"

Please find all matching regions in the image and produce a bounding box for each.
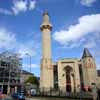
[96,63,100,69]
[0,0,37,15]
[29,0,36,10]
[0,28,16,49]
[80,0,97,6]
[31,64,39,68]
[22,63,39,68]
[84,40,96,48]
[18,44,36,58]
[12,0,28,15]
[0,27,37,58]
[12,0,37,15]
[0,8,13,15]
[53,14,100,48]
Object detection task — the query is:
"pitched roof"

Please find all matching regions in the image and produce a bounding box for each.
[22,70,33,75]
[82,48,92,59]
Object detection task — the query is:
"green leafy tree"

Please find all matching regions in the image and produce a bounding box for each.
[25,75,39,86]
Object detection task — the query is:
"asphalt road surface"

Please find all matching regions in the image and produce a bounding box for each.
[26,97,90,100]
[3,96,91,100]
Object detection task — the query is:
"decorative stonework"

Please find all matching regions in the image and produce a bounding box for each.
[40,25,52,31]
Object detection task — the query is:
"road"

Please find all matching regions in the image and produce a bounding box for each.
[3,96,91,100]
[26,97,69,100]
[26,97,89,100]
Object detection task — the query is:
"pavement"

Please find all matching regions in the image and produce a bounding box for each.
[0,95,12,100]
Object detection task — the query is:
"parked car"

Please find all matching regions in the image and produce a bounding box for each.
[18,86,25,100]
[12,92,25,100]
[12,86,25,100]
[30,89,36,96]
[18,93,25,100]
[12,93,18,99]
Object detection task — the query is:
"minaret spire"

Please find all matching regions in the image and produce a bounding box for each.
[40,10,52,31]
[40,11,52,59]
[40,11,54,92]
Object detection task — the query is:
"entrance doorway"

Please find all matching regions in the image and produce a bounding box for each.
[64,66,73,93]
[66,74,71,92]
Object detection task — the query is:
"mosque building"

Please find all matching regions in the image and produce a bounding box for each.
[40,11,100,94]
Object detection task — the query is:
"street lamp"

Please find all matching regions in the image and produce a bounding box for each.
[25,53,31,73]
[25,53,32,98]
[8,60,11,95]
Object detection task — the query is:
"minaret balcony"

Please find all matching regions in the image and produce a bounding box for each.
[40,25,52,31]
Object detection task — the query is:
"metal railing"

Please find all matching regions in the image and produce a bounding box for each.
[33,87,93,99]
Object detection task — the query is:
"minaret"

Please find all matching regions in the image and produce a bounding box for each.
[40,11,54,92]
[82,48,97,91]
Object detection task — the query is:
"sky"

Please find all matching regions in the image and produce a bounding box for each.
[0,0,100,76]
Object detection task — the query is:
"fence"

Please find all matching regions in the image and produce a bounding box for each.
[34,87,93,99]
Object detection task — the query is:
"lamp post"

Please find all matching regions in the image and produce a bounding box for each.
[7,61,11,95]
[25,53,31,73]
[25,53,32,97]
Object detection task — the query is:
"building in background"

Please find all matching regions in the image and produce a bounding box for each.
[0,51,22,94]
[21,70,33,83]
[21,70,39,96]
[40,11,100,95]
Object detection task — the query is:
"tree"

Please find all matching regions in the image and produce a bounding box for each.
[25,75,39,86]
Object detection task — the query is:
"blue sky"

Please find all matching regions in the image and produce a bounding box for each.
[0,0,100,76]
